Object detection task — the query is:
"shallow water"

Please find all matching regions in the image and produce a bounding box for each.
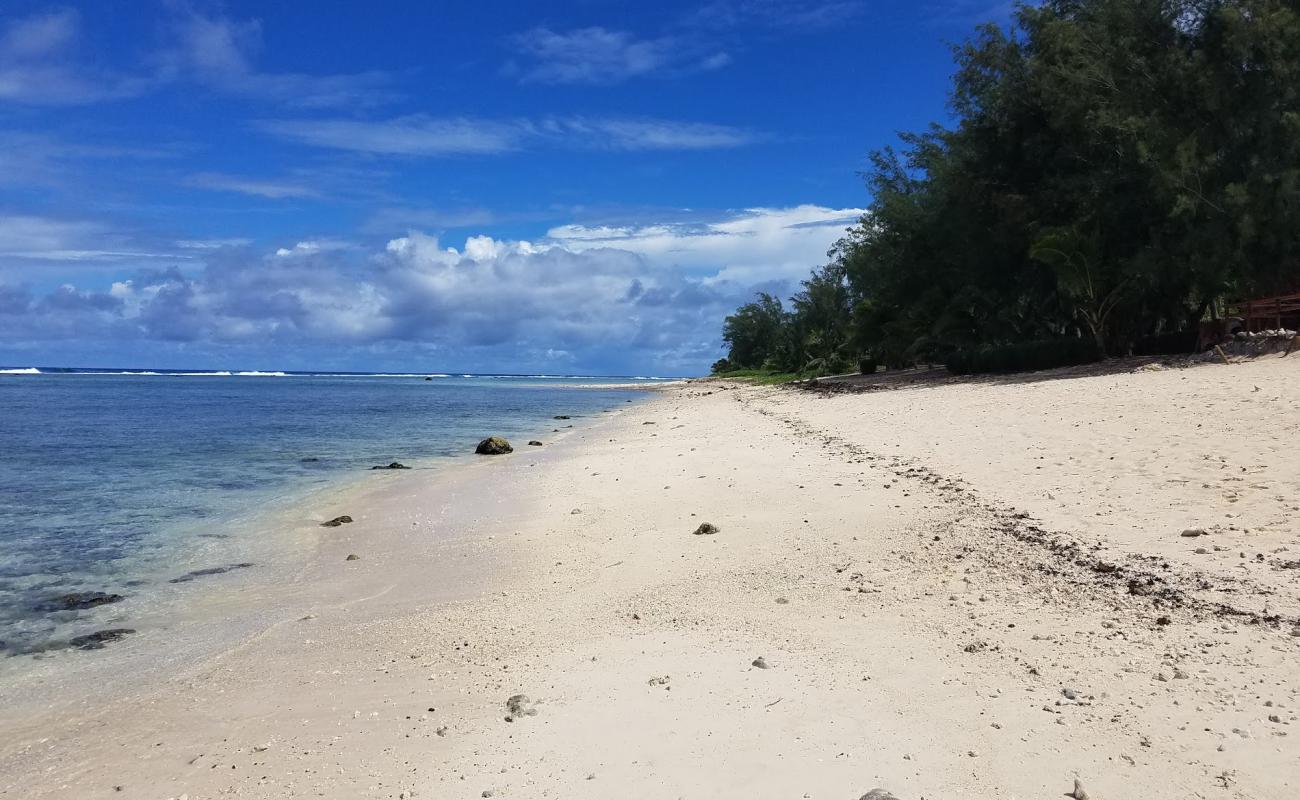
[0,371,652,656]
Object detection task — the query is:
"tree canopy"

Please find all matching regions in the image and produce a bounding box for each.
[718,0,1300,374]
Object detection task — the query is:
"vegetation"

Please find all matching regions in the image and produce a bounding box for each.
[716,0,1300,377]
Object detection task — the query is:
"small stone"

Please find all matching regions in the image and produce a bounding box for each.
[775,597,789,605]
[1066,778,1090,800]
[1181,528,1208,537]
[692,522,720,536]
[482,791,494,798]
[859,791,901,800]
[345,554,360,561]
[751,656,770,669]
[505,694,538,719]
[1156,615,1172,626]
[528,440,543,446]
[370,462,409,470]
[321,515,353,527]
[436,726,448,737]
[68,628,135,650]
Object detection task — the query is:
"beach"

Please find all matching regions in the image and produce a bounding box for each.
[2,357,1299,799]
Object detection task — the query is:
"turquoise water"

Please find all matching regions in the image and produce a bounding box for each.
[0,370,654,655]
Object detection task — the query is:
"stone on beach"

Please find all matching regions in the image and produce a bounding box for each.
[476,437,514,455]
[693,522,719,535]
[859,790,902,800]
[345,554,360,561]
[528,440,543,446]
[371,462,410,470]
[504,693,538,720]
[68,628,135,650]
[321,515,353,527]
[35,591,124,612]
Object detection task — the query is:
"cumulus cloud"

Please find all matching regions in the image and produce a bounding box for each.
[259,114,759,156]
[506,26,730,85]
[0,206,859,373]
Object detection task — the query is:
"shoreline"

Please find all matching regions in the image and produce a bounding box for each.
[0,392,651,717]
[2,359,1298,798]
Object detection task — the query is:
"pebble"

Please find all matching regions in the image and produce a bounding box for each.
[751,656,770,669]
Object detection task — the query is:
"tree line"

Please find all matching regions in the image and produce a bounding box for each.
[717,0,1300,376]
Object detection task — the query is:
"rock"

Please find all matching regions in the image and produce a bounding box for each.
[345,554,360,561]
[475,437,513,455]
[1066,778,1090,800]
[528,440,543,446]
[69,628,135,650]
[371,462,409,470]
[775,597,789,604]
[1156,615,1172,626]
[553,415,571,420]
[35,591,124,612]
[169,563,254,584]
[435,726,448,737]
[300,457,320,462]
[859,790,901,800]
[693,522,720,536]
[321,515,353,527]
[751,656,770,669]
[424,376,432,381]
[1181,528,1208,537]
[482,791,494,798]
[505,694,538,720]
[570,508,582,515]
[648,675,671,687]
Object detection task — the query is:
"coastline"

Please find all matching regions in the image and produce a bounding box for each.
[2,359,1298,798]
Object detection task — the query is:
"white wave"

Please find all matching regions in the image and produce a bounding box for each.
[176,371,233,376]
[235,371,287,377]
[0,367,40,374]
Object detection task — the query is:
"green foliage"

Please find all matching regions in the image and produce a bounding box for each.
[711,369,806,385]
[945,338,1103,375]
[716,0,1300,376]
[710,357,732,374]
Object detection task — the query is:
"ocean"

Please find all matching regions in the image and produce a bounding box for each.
[0,369,659,658]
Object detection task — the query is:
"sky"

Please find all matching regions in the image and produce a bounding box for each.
[0,0,1012,375]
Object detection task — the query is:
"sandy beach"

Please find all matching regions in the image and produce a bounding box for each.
[2,356,1299,799]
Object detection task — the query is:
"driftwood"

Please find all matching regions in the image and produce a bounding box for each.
[1213,345,1233,366]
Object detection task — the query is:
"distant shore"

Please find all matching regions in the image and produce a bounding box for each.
[2,357,1298,798]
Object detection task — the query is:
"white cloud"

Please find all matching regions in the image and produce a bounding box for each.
[507,26,730,85]
[0,10,151,105]
[188,172,322,199]
[549,204,864,283]
[257,116,523,156]
[259,114,759,155]
[165,11,396,108]
[0,206,860,373]
[0,215,184,263]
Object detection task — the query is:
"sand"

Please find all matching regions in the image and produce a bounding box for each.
[1,356,1298,799]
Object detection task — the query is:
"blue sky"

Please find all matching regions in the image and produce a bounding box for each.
[0,0,1010,375]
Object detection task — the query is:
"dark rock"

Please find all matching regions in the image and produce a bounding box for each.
[859,791,901,800]
[345,554,361,561]
[300,457,320,463]
[693,522,719,536]
[35,591,124,612]
[505,694,538,720]
[553,415,571,420]
[169,562,255,584]
[69,628,135,650]
[528,440,543,447]
[371,462,409,470]
[424,376,433,381]
[321,515,353,527]
[476,436,513,455]
[1181,528,1208,538]
[751,656,770,669]
[1156,615,1172,626]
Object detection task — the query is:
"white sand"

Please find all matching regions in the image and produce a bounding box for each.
[1,357,1298,799]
